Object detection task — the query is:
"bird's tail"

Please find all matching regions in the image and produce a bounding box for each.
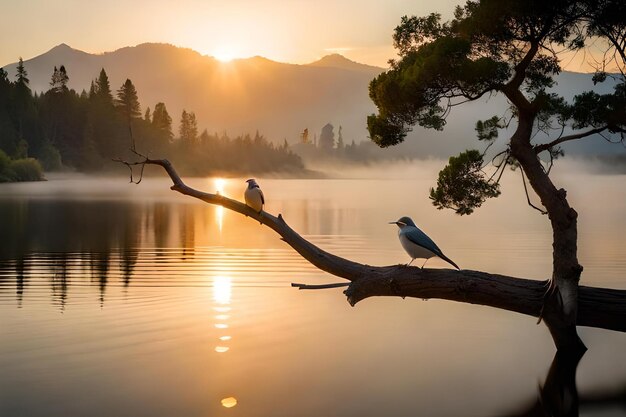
[438,252,460,270]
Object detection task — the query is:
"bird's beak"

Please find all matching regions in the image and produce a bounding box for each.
[388,221,398,225]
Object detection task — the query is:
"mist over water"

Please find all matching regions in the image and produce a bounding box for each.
[1,161,625,416]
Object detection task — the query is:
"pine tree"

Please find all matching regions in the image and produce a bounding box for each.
[188,112,198,142]
[179,110,198,143]
[152,102,173,140]
[58,66,69,90]
[89,80,97,97]
[319,123,335,150]
[337,125,344,149]
[95,68,113,104]
[144,107,151,123]
[16,57,29,86]
[50,66,60,89]
[115,79,141,119]
[50,65,69,93]
[179,110,189,140]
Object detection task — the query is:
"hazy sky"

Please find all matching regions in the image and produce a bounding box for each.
[1,0,465,67]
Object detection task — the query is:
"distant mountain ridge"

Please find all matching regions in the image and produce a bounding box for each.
[3,43,623,159]
[2,43,384,147]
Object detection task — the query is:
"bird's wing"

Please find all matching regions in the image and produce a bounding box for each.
[403,227,442,256]
[259,188,265,205]
[404,227,459,269]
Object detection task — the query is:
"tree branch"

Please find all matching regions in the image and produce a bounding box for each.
[115,157,626,334]
[534,126,610,154]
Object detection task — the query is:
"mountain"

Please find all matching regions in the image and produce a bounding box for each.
[2,43,623,159]
[308,53,383,73]
[2,43,383,148]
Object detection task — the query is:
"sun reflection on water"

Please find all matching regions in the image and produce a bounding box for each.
[213,276,231,305]
[221,397,237,408]
[214,178,226,232]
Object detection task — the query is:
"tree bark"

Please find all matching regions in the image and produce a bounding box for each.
[118,157,626,342]
[510,111,585,351]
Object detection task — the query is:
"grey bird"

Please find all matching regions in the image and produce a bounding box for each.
[244,179,265,213]
[389,216,459,269]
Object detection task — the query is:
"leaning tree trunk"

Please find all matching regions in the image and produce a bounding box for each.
[510,113,585,351]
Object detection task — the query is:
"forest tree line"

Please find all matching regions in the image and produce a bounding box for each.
[0,59,304,181]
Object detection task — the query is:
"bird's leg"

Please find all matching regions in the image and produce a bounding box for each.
[407,258,415,266]
[421,259,429,269]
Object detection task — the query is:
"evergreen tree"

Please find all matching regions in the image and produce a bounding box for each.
[59,66,69,90]
[337,125,344,149]
[152,102,173,140]
[87,68,119,158]
[94,68,113,105]
[89,80,97,97]
[144,107,151,123]
[16,57,29,86]
[179,110,198,143]
[188,112,198,142]
[115,79,141,119]
[179,110,189,140]
[50,65,69,93]
[12,58,39,156]
[0,68,20,157]
[319,123,335,150]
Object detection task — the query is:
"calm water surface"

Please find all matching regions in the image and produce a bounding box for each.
[1,163,625,417]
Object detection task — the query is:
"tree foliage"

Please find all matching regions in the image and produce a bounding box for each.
[115,79,141,120]
[152,102,173,141]
[429,150,501,215]
[178,110,198,144]
[368,0,626,215]
[50,65,69,93]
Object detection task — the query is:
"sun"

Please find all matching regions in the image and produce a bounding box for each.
[212,46,238,62]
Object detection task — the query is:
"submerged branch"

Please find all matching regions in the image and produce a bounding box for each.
[116,156,626,334]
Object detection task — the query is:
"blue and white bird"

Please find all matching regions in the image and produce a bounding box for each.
[244,179,265,213]
[390,216,459,269]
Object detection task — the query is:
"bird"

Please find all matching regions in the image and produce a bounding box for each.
[389,216,459,269]
[244,179,265,213]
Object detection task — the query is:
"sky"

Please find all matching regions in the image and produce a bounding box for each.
[0,0,464,67]
[1,0,609,71]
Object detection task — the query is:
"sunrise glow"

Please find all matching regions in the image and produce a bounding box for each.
[212,47,238,62]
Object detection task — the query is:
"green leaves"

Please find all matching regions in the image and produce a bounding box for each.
[393,14,448,55]
[367,114,408,147]
[430,150,501,215]
[475,116,503,141]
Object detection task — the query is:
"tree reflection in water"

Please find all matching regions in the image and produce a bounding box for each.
[501,350,626,417]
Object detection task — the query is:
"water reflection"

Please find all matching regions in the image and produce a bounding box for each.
[221,397,238,408]
[501,350,626,416]
[213,276,232,305]
[1,174,626,417]
[214,178,226,233]
[212,275,232,355]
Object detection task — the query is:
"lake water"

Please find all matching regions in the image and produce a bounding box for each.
[1,162,625,417]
